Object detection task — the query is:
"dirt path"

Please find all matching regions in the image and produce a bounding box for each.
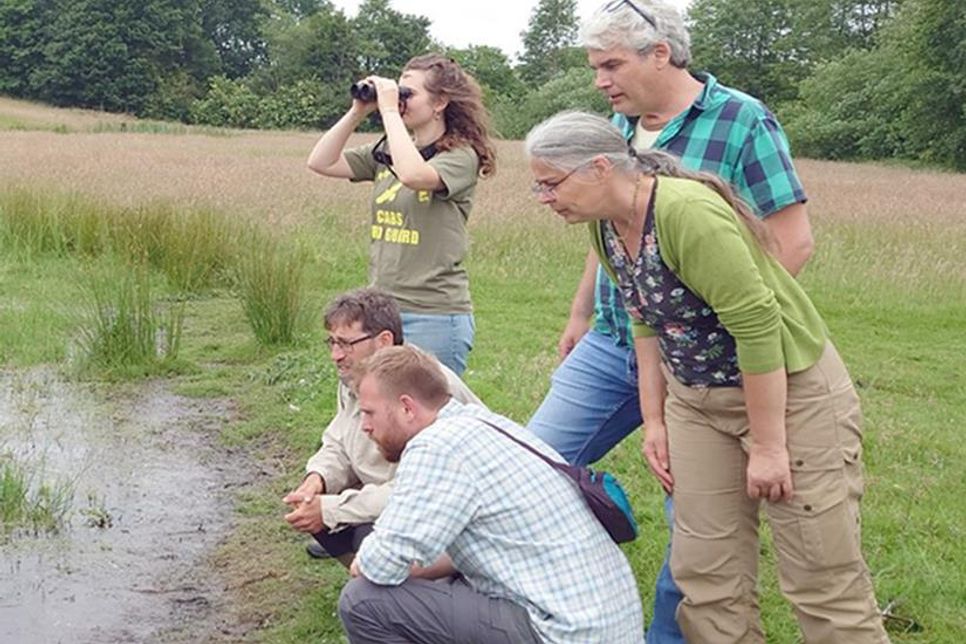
[0,369,260,643]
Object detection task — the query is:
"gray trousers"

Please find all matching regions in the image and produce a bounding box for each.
[339,575,541,644]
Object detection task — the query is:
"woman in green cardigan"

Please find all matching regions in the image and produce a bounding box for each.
[525,111,889,644]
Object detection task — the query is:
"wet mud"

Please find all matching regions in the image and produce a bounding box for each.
[0,369,256,643]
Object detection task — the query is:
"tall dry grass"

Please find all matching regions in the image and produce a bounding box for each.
[0,96,135,131]
[2,110,963,348]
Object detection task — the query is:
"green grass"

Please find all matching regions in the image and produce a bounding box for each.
[88,120,236,136]
[0,451,74,536]
[0,113,233,136]
[233,228,311,347]
[72,260,186,378]
[0,185,963,642]
[0,188,313,358]
[0,113,69,133]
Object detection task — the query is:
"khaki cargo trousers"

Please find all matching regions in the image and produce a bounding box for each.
[665,343,890,643]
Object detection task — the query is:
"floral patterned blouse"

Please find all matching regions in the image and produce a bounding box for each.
[601,180,741,387]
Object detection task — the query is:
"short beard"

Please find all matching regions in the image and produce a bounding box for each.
[380,444,404,463]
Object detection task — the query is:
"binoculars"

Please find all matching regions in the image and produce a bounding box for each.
[350,82,414,103]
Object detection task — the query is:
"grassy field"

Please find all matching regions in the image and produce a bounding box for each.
[1,98,964,642]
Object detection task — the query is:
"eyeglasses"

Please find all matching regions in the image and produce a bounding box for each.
[604,0,658,29]
[325,333,374,351]
[531,164,586,198]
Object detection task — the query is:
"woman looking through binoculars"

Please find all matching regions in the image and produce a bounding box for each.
[308,54,496,376]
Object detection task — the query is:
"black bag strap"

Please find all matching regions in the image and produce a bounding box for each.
[478,418,575,479]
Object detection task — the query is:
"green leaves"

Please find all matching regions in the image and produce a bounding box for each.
[782,0,966,170]
[518,0,580,85]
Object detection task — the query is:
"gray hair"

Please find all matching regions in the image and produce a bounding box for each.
[580,0,691,68]
[525,111,774,251]
[524,111,682,177]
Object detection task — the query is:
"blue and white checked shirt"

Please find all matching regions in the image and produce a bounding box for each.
[356,400,644,643]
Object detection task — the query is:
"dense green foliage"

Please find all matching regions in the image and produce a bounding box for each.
[689,0,900,105]
[781,0,966,169]
[0,0,963,168]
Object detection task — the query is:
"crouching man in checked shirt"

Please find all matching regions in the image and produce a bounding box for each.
[339,345,644,644]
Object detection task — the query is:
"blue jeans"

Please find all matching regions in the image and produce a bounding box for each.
[527,329,684,643]
[400,312,474,377]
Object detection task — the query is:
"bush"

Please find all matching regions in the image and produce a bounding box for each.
[190,76,262,128]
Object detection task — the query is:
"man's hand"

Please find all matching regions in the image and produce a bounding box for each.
[282,473,324,509]
[349,556,361,578]
[410,554,456,580]
[642,423,673,494]
[746,443,793,502]
[284,495,324,534]
[557,316,591,359]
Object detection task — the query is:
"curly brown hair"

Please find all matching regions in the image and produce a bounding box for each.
[404,53,497,178]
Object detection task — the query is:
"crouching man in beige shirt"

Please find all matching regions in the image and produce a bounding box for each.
[283,288,482,567]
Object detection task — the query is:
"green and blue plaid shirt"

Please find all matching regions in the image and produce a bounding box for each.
[594,72,807,347]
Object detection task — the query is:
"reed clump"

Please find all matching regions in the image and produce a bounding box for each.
[0,451,74,536]
[73,261,185,377]
[233,228,309,346]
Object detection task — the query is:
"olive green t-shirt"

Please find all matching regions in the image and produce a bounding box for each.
[343,142,479,314]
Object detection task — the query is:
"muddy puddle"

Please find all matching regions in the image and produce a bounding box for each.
[0,368,253,643]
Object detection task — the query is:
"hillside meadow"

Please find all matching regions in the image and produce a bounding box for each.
[1,98,964,641]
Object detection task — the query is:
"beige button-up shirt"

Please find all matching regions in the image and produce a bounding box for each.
[305,360,482,531]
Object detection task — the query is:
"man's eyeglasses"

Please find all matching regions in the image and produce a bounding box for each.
[325,334,374,351]
[604,0,657,29]
[531,164,586,198]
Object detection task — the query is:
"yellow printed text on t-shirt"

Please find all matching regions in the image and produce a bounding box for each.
[371,225,420,245]
[376,209,404,227]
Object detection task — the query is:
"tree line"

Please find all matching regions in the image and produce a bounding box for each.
[1,0,962,169]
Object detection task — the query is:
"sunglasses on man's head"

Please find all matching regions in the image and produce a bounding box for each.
[604,0,658,29]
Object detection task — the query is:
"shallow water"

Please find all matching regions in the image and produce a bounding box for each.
[0,369,247,643]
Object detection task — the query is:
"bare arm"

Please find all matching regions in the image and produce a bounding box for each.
[371,77,444,191]
[558,249,599,358]
[764,202,813,276]
[306,101,373,179]
[742,368,793,502]
[635,336,673,493]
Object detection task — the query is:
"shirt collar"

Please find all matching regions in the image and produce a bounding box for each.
[689,71,721,111]
[617,71,721,136]
[436,397,464,420]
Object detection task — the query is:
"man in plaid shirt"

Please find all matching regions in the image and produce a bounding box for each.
[338,346,644,644]
[527,1,814,642]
